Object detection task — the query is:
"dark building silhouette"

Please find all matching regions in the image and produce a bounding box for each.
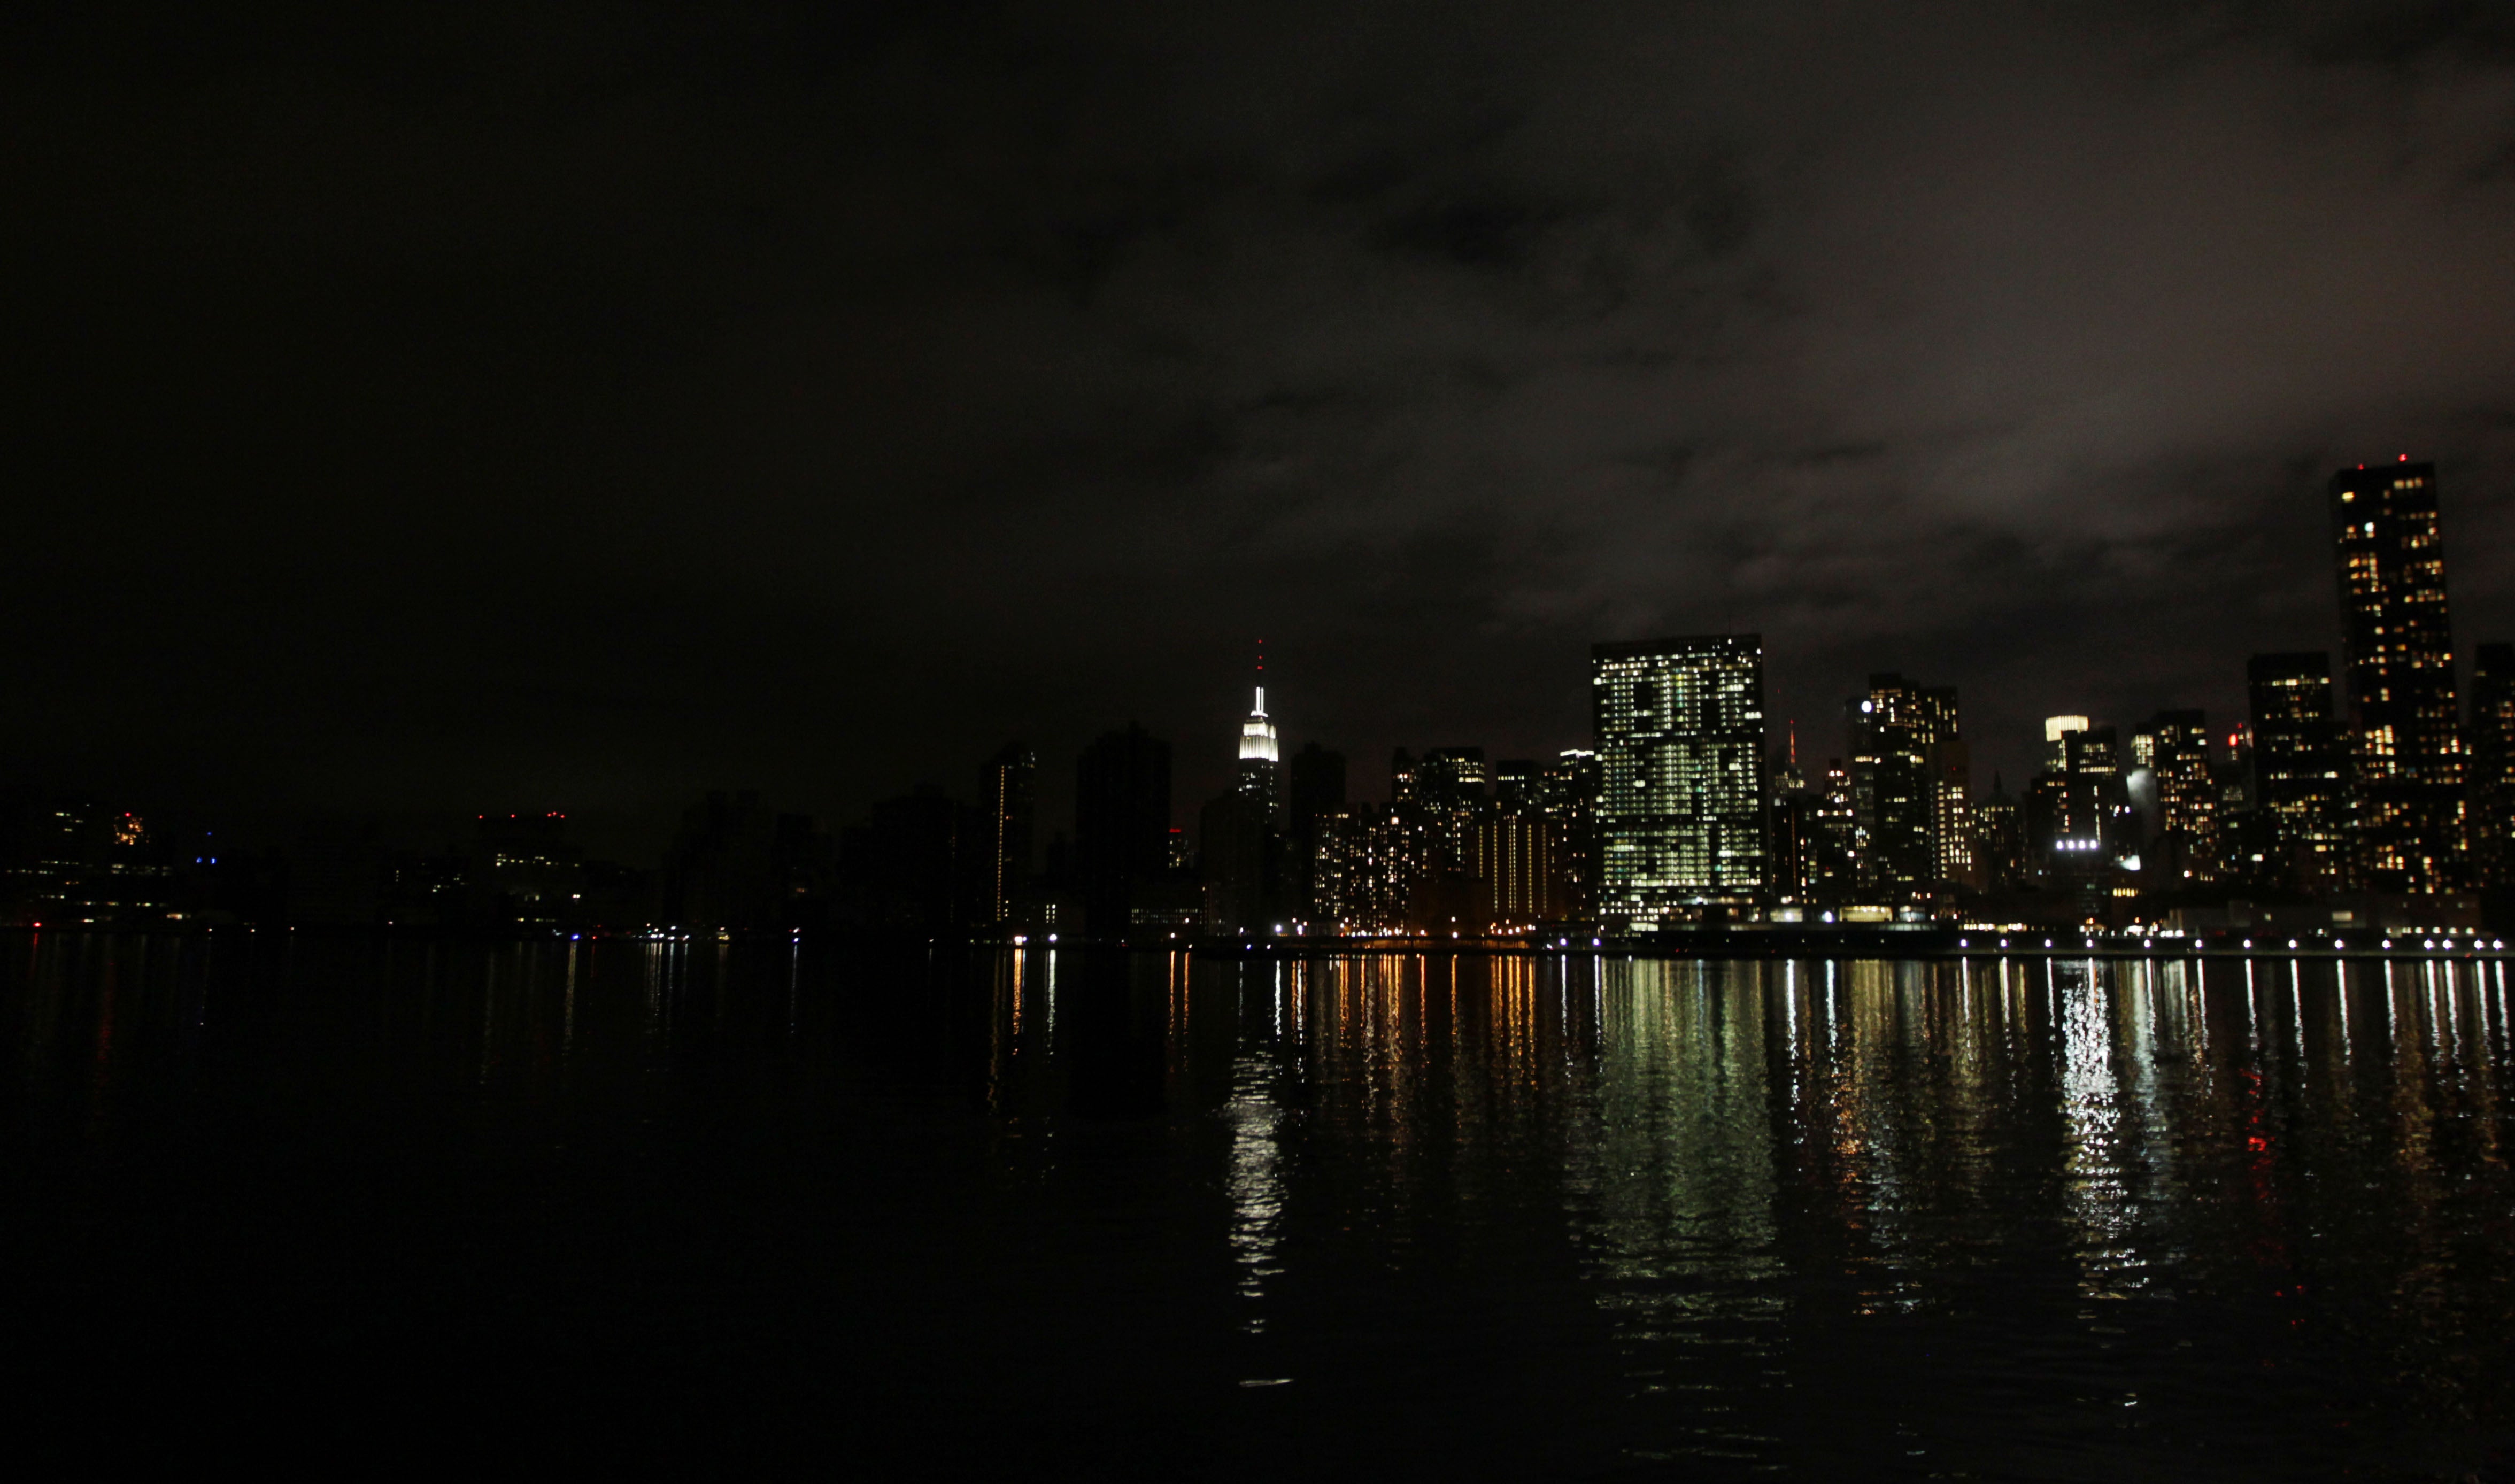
[838,785,966,933]
[1769,787,1818,906]
[1493,759,1540,813]
[2331,460,2466,890]
[664,790,780,928]
[2471,644,2515,888]
[1973,774,2026,891]
[1541,749,1603,918]
[1287,741,1346,917]
[1415,748,1491,810]
[1388,747,1418,803]
[2247,652,2348,892]
[461,811,588,929]
[1075,723,1172,938]
[1288,743,1346,847]
[1199,790,1269,933]
[2026,723,2131,895]
[981,742,1036,926]
[770,812,837,927]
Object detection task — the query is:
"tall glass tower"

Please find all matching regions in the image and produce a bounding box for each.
[2331,459,2465,891]
[1591,635,1768,928]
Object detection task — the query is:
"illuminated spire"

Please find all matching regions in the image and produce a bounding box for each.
[1239,639,1278,762]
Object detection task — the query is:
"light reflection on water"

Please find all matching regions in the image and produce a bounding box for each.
[5,936,2512,1478]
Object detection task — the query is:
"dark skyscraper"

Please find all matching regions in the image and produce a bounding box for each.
[2026,722,2131,892]
[1286,741,1347,917]
[1973,775,2026,891]
[2246,652,2348,891]
[1289,743,1348,839]
[1075,722,1171,938]
[2331,460,2466,891]
[1540,749,1602,918]
[2468,643,2515,888]
[980,741,1036,925]
[1592,635,1768,928]
[1415,748,1491,810]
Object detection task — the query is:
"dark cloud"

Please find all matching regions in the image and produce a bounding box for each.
[6,0,2515,844]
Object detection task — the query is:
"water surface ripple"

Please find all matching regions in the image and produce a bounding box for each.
[3,937,2509,1478]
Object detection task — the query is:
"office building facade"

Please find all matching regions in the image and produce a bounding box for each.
[2246,652,2349,892]
[1592,635,1769,927]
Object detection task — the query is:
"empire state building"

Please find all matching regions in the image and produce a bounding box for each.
[1239,681,1281,818]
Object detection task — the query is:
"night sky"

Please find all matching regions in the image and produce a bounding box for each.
[11,2,2515,851]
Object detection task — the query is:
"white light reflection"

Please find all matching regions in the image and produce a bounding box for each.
[2058,963,2137,1301]
[1224,957,1289,1332]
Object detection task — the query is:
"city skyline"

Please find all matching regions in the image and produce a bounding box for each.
[14,447,2505,938]
[13,5,2515,842]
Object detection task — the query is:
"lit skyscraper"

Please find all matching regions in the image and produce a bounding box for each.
[1844,674,1964,899]
[1540,748,1602,918]
[2042,715,2090,774]
[2331,460,2465,890]
[2128,710,2216,882]
[1592,635,1768,927]
[2246,652,2347,891]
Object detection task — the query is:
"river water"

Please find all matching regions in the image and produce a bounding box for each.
[3,934,2510,1478]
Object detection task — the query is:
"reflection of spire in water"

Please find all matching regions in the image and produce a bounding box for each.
[1225,959,1290,1331]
